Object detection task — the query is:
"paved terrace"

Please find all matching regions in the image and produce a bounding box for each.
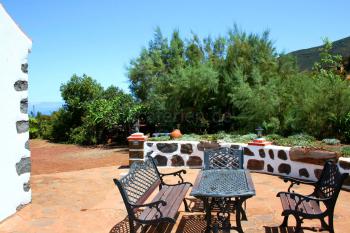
[0,166,350,233]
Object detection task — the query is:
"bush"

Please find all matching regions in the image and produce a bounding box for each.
[341,146,350,157]
[322,138,341,145]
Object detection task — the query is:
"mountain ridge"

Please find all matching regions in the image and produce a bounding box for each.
[289,36,350,72]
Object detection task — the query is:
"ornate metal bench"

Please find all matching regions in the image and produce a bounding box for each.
[277,161,349,233]
[113,156,192,233]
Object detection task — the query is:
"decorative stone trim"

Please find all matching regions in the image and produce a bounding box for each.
[25,140,30,150]
[16,120,29,133]
[23,181,30,192]
[15,157,31,175]
[21,63,28,73]
[14,80,28,91]
[20,98,28,114]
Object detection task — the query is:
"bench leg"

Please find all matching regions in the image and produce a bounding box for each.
[328,215,334,233]
[183,199,190,212]
[280,215,289,227]
[294,215,302,233]
[129,219,136,233]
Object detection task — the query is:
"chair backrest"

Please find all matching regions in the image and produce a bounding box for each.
[203,147,243,170]
[114,158,161,208]
[314,160,349,207]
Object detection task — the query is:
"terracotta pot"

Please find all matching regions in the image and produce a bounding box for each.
[170,129,182,139]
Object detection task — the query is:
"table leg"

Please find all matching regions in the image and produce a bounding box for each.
[203,198,211,233]
[235,197,249,233]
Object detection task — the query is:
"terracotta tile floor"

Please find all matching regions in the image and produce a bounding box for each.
[0,167,349,233]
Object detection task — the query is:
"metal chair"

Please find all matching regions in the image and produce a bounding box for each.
[277,161,349,233]
[204,147,244,170]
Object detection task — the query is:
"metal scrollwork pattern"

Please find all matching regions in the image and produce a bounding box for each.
[204,147,243,170]
[317,161,341,199]
[192,170,252,197]
[119,160,160,204]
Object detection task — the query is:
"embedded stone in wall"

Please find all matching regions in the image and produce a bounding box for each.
[15,157,31,175]
[247,159,264,170]
[154,155,167,166]
[156,143,178,153]
[339,159,350,170]
[299,168,309,178]
[25,140,30,150]
[278,163,291,175]
[244,147,254,156]
[290,147,339,165]
[231,145,240,149]
[16,120,29,133]
[146,143,153,147]
[20,98,28,113]
[171,155,185,166]
[314,169,323,179]
[21,63,28,73]
[197,141,220,151]
[269,149,274,159]
[16,204,26,211]
[23,182,30,192]
[181,144,193,154]
[267,164,274,173]
[259,149,265,158]
[278,150,288,160]
[187,156,202,167]
[14,80,28,91]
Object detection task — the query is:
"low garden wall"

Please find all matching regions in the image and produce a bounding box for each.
[144,141,350,190]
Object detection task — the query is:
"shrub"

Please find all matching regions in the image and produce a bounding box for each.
[322,138,341,145]
[341,146,350,157]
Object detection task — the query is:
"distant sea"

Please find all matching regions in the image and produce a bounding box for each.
[28,102,64,116]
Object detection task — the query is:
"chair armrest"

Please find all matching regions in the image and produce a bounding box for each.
[131,200,167,209]
[280,176,316,192]
[159,170,187,185]
[277,191,332,209]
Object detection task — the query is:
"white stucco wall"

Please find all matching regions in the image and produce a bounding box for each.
[0,4,32,221]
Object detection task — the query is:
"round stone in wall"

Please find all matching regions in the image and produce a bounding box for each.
[259,149,265,158]
[267,164,274,173]
[171,155,185,166]
[278,163,291,175]
[314,169,323,179]
[146,143,153,147]
[154,155,167,166]
[244,147,254,156]
[181,144,193,154]
[156,143,178,153]
[186,156,202,167]
[299,168,309,178]
[269,149,274,159]
[231,145,240,149]
[278,150,288,160]
[247,159,264,170]
[14,80,28,91]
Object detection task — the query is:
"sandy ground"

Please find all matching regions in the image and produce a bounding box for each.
[30,139,129,175]
[0,140,350,233]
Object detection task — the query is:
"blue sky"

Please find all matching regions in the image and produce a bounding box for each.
[2,0,349,103]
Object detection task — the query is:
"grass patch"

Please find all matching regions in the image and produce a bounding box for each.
[341,146,350,157]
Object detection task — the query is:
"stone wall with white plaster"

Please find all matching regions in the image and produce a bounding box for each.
[145,141,348,187]
[0,4,32,221]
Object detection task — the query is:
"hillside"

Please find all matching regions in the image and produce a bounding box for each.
[290,36,350,72]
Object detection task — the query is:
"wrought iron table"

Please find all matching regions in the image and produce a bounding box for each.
[190,169,255,233]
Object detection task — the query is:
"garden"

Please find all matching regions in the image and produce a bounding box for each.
[30,27,350,157]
